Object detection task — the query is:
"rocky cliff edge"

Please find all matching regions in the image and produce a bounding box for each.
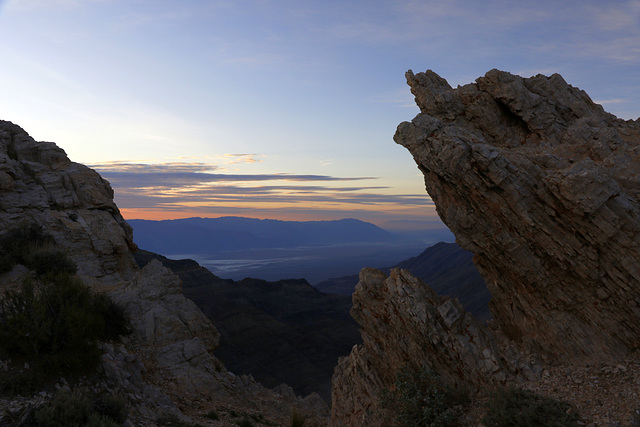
[331,70,640,425]
[0,120,328,425]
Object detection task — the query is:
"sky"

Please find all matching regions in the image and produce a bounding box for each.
[0,0,639,226]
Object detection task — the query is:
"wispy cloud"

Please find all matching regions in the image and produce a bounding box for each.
[594,98,630,106]
[91,162,378,190]
[92,160,433,222]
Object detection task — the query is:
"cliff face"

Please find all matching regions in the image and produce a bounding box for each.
[331,268,531,427]
[394,69,640,364]
[0,121,329,425]
[0,120,137,284]
[331,70,640,425]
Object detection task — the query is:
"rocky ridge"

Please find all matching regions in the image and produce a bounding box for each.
[0,120,138,285]
[0,121,328,425]
[331,70,640,425]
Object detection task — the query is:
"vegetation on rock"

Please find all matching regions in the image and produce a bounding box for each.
[16,389,127,427]
[380,365,467,427]
[0,222,76,276]
[481,387,578,427]
[0,224,131,393]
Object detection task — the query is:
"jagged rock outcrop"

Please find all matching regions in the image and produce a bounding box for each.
[108,260,329,424]
[394,69,640,364]
[0,120,137,284]
[330,268,533,426]
[0,121,329,425]
[331,70,640,426]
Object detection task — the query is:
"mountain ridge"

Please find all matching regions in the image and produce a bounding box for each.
[128,216,400,254]
[316,242,491,322]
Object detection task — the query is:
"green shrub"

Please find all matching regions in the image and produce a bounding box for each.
[93,394,128,424]
[482,387,578,427]
[0,222,54,256]
[379,366,466,427]
[236,417,255,427]
[289,408,307,427]
[0,222,77,277]
[0,273,131,378]
[27,390,125,427]
[26,247,77,276]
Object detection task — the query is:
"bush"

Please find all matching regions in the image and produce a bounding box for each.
[26,390,126,427]
[205,410,219,420]
[0,273,131,378]
[379,366,466,427]
[236,418,254,427]
[0,222,77,277]
[0,249,14,274]
[26,247,77,276]
[289,408,307,427]
[482,387,578,427]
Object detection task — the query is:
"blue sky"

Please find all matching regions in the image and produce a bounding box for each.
[1,0,639,225]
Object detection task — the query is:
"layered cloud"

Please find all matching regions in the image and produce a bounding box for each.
[91,161,434,223]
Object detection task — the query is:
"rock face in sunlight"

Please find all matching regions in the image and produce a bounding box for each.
[0,120,138,284]
[331,70,640,426]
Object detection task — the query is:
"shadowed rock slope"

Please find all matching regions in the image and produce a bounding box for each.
[0,121,328,426]
[316,241,491,322]
[331,70,640,426]
[134,249,361,404]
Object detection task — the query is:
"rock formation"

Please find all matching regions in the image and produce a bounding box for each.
[331,268,529,426]
[0,120,137,284]
[315,241,492,322]
[395,69,640,364]
[0,120,329,425]
[331,70,640,425]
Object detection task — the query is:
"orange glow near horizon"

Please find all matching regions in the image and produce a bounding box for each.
[118,203,440,225]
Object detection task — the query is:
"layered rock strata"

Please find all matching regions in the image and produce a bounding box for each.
[394,69,640,364]
[0,120,137,284]
[331,70,640,425]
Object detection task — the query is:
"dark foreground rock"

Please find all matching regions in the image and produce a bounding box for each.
[316,241,492,322]
[331,70,640,426]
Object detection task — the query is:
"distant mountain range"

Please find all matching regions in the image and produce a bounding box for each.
[316,242,492,323]
[129,217,398,254]
[128,216,456,284]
